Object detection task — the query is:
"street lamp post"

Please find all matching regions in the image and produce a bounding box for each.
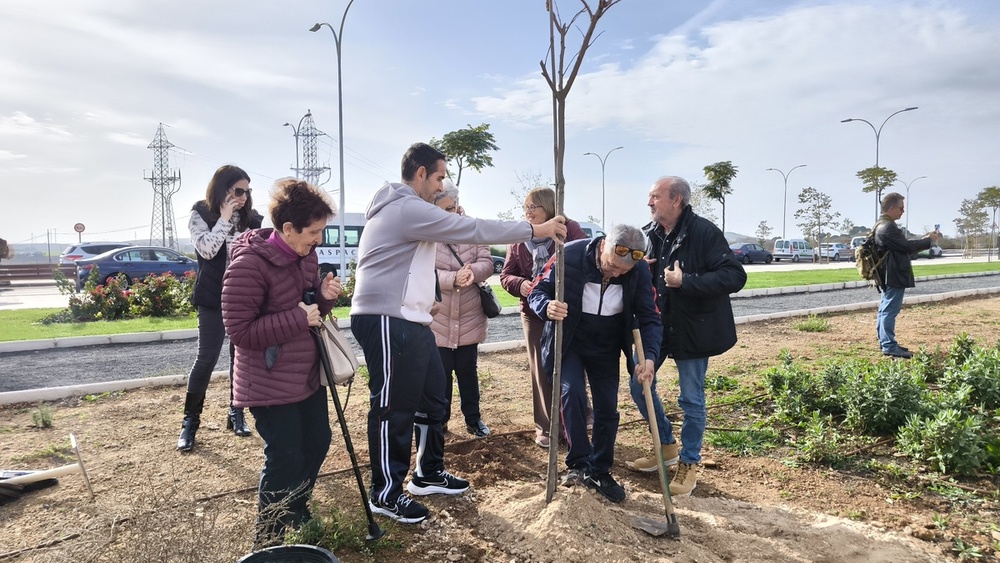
[282,112,309,178]
[583,146,623,229]
[895,176,927,234]
[841,106,918,220]
[766,164,807,240]
[311,0,355,279]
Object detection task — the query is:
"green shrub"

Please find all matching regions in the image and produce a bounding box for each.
[43,269,194,323]
[764,356,849,424]
[796,413,844,464]
[31,404,53,428]
[843,360,925,435]
[948,332,977,366]
[940,346,1000,410]
[793,314,830,332]
[897,409,987,476]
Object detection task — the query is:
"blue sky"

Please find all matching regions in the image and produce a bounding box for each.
[2,0,999,247]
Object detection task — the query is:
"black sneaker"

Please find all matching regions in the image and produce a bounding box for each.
[585,472,626,503]
[883,348,913,359]
[369,494,429,524]
[406,470,470,496]
[560,468,586,487]
[466,420,490,438]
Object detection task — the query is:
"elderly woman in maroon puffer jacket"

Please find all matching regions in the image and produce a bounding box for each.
[430,184,495,438]
[222,178,342,548]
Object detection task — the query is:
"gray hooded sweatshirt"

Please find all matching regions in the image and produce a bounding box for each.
[352,182,534,326]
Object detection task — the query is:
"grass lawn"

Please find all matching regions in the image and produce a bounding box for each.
[2,262,997,342]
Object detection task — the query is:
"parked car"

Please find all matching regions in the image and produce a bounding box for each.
[813,243,851,262]
[59,242,133,265]
[491,255,505,274]
[916,245,944,259]
[772,238,812,262]
[577,221,606,239]
[729,243,772,264]
[75,246,197,290]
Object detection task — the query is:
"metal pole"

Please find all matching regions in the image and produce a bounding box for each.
[312,0,356,278]
[895,176,927,234]
[583,146,623,229]
[765,165,806,240]
[842,107,918,220]
[282,121,301,177]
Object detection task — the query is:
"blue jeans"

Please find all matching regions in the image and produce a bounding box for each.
[629,356,708,465]
[877,286,906,352]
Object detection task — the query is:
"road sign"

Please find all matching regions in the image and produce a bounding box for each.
[73,223,86,233]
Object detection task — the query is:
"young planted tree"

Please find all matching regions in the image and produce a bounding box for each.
[976,186,1000,260]
[954,197,989,257]
[794,187,840,264]
[755,221,773,248]
[540,0,622,503]
[856,166,898,221]
[429,123,500,186]
[702,161,738,234]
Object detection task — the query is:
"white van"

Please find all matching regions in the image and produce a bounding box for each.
[577,221,606,239]
[316,212,366,276]
[772,238,812,262]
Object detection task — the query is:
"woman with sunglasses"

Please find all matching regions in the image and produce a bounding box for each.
[177,164,262,451]
[499,187,587,448]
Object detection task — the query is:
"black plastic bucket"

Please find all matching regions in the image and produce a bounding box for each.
[236,544,339,563]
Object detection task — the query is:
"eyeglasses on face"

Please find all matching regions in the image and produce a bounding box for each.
[233,187,252,197]
[613,245,645,261]
[523,204,542,212]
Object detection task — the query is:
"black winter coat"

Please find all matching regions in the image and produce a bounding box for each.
[873,216,932,289]
[643,205,746,360]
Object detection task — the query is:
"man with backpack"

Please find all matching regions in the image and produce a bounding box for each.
[873,192,940,359]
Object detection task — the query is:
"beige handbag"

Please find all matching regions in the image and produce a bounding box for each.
[315,317,358,386]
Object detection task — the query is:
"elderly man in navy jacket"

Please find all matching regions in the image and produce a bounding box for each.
[528,224,661,504]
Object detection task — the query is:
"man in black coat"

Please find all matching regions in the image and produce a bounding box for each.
[626,176,746,496]
[874,192,939,359]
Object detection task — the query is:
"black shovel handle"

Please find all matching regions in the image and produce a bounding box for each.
[312,328,384,541]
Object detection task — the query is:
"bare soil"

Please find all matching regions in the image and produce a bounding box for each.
[3,296,1000,562]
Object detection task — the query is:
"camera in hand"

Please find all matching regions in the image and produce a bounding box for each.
[302,289,317,305]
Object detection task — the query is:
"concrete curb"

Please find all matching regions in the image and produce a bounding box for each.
[731,269,1000,299]
[3,286,999,405]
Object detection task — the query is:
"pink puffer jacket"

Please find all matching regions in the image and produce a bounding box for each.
[431,243,493,348]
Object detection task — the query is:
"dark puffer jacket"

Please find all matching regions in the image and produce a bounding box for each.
[873,216,932,289]
[644,205,747,360]
[222,228,334,408]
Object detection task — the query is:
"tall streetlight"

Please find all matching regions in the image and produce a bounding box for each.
[282,111,310,178]
[311,0,355,279]
[766,164,807,240]
[841,106,918,220]
[895,175,927,234]
[583,146,623,229]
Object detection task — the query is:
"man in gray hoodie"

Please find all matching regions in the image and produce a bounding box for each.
[351,142,567,524]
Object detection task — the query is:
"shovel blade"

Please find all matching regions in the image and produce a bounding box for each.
[632,515,681,539]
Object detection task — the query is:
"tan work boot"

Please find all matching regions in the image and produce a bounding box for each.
[669,462,697,496]
[626,443,679,472]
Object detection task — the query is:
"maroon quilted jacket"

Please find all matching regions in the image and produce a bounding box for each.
[500,219,587,318]
[222,228,334,408]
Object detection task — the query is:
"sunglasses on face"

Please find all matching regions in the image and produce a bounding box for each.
[613,245,646,261]
[233,188,252,197]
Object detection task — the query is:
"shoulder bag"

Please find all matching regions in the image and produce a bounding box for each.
[314,316,358,386]
[446,245,502,319]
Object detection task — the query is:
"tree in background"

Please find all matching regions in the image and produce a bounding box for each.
[856,166,898,221]
[429,123,500,186]
[0,237,9,265]
[976,185,1000,260]
[755,221,773,248]
[702,161,738,233]
[794,186,840,263]
[689,183,719,226]
[497,170,550,220]
[954,197,989,257]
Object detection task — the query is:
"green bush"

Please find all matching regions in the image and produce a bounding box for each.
[43,267,194,323]
[940,346,1000,410]
[764,355,849,424]
[948,332,977,366]
[795,412,844,465]
[843,360,925,435]
[793,314,830,332]
[897,409,987,475]
[129,272,194,317]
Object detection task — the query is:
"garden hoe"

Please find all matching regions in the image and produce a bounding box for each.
[0,433,94,503]
[630,329,681,539]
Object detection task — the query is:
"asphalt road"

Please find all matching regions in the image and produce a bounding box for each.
[2,274,998,393]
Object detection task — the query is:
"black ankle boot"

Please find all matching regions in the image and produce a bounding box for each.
[177,392,205,451]
[227,407,252,437]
